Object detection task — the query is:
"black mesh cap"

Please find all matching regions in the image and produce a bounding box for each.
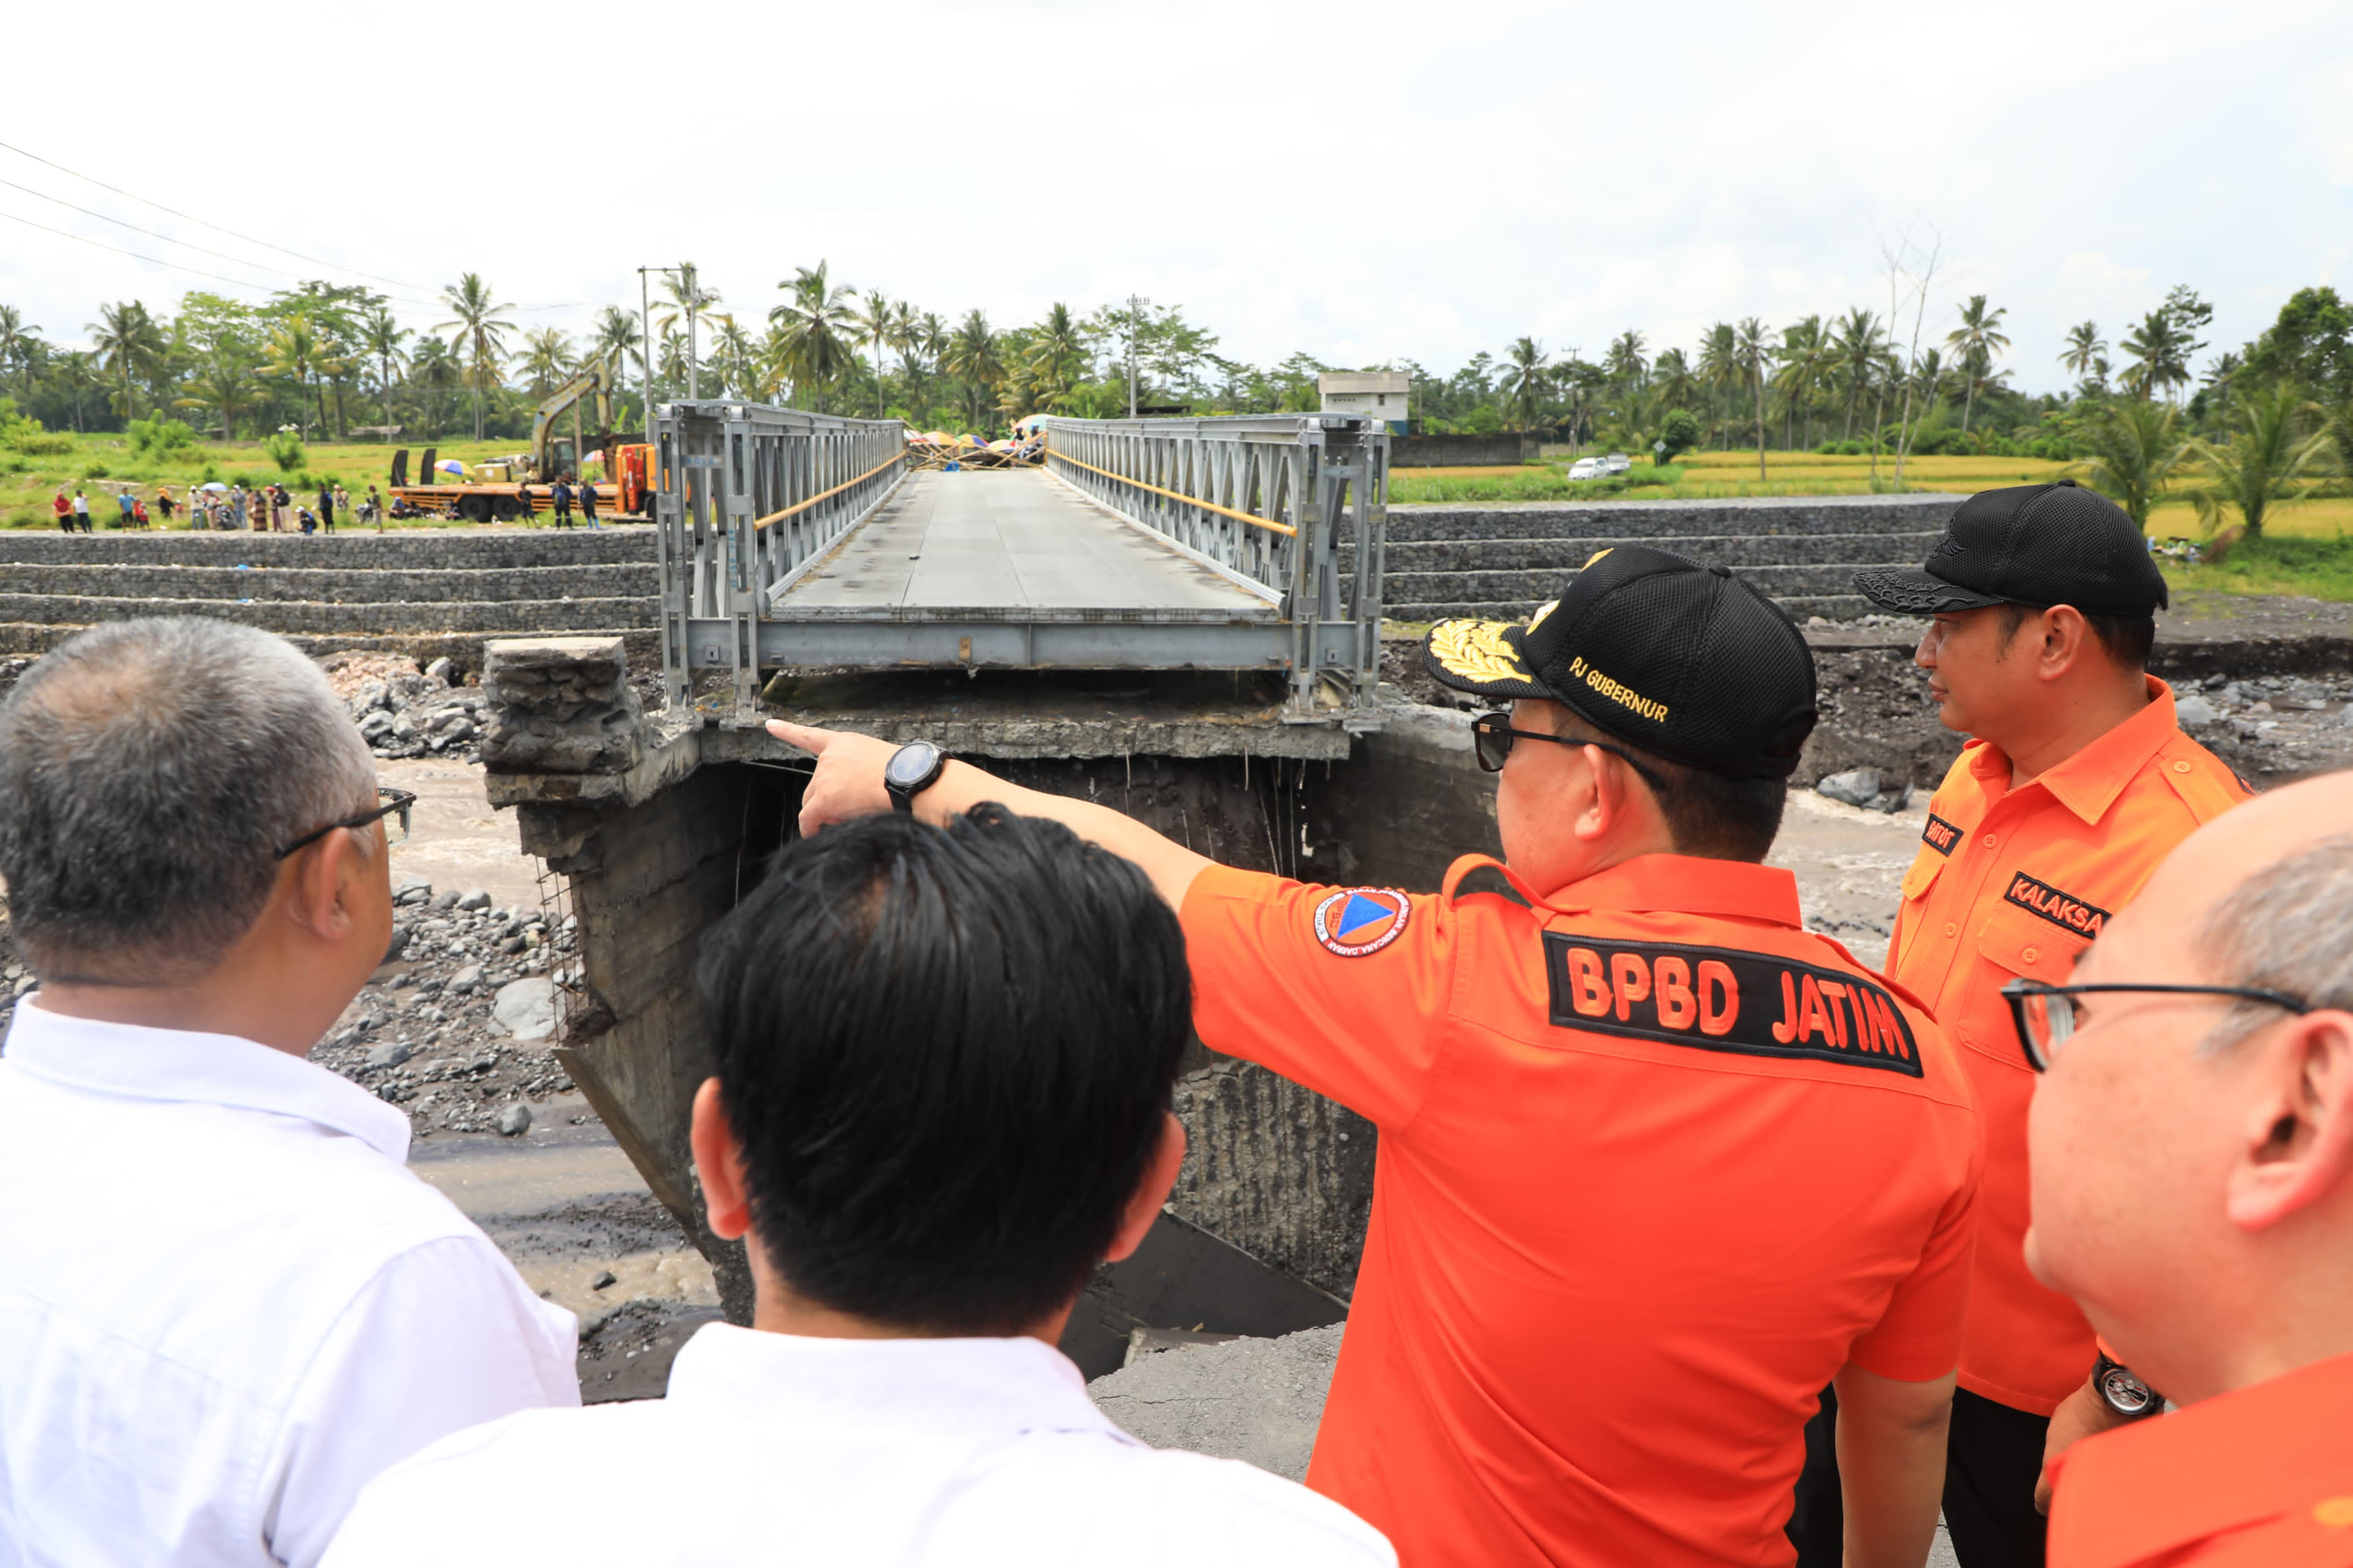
[1424,546,1819,779]
[1854,480,2169,616]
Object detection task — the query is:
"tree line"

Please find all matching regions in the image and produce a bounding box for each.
[2,269,2350,535]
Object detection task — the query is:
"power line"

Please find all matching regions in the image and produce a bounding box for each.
[0,174,439,308]
[0,208,290,295]
[0,138,605,317]
[0,137,440,298]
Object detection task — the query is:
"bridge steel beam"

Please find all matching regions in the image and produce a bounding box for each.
[653,400,907,709]
[1038,413,1390,717]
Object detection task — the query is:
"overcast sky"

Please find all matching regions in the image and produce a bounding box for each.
[4,0,2348,396]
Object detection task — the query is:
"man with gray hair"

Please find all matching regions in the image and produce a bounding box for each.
[2014,770,2353,1566]
[0,619,579,1568]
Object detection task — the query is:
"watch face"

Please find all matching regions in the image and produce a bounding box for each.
[886,742,942,790]
[2099,1365,2157,1416]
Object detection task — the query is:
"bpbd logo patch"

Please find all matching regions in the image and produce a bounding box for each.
[1921,813,1963,857]
[2004,872,2111,936]
[1541,932,1922,1076]
[1313,888,1412,957]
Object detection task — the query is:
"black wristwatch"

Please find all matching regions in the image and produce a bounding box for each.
[2093,1353,2163,1419]
[883,741,949,813]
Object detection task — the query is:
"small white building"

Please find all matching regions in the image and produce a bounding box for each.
[1318,371,1411,434]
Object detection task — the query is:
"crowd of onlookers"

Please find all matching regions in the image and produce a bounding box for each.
[51,481,384,533]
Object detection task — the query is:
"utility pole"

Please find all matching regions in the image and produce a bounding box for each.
[682,261,700,401]
[636,267,662,447]
[1126,293,1144,419]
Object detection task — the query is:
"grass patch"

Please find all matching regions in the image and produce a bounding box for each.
[2160,534,2353,602]
[0,434,529,529]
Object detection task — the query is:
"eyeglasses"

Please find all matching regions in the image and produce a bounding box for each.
[274,788,416,859]
[1471,711,1662,789]
[2001,978,2309,1072]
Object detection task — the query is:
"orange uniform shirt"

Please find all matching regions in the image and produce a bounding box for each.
[2048,1351,2353,1567]
[1181,851,1982,1568]
[1887,678,2247,1415]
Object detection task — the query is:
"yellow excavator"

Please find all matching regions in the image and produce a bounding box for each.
[388,358,654,522]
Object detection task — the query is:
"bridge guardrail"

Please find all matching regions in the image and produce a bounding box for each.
[1039,413,1389,716]
[653,401,907,706]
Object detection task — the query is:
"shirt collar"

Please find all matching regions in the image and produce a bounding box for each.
[2050,1350,2353,1568]
[1533,853,1803,928]
[665,1321,1136,1442]
[1969,676,2181,825]
[0,995,411,1163]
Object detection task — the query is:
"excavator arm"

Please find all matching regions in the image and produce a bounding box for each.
[528,357,615,481]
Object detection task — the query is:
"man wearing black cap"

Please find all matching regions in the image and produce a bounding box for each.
[1850,482,2249,1568]
[773,545,1983,1568]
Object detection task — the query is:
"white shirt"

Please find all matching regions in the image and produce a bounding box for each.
[0,997,579,1568]
[324,1323,1394,1567]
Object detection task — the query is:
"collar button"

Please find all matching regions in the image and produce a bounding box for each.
[2172,759,2193,775]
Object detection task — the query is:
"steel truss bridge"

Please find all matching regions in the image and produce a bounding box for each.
[652,404,1390,722]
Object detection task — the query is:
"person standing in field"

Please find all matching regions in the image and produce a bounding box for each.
[317,481,336,533]
[334,483,351,528]
[577,474,598,528]
[1819,482,2249,1568]
[51,489,70,531]
[71,489,91,532]
[156,485,176,526]
[116,489,136,529]
[367,485,385,532]
[231,484,248,530]
[549,477,572,529]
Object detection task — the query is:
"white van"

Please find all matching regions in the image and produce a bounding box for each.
[1603,452,1632,474]
[1567,457,1606,481]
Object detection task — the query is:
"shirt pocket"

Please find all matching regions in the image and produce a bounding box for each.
[1958,904,2089,1065]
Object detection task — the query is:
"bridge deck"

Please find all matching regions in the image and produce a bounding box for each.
[779,468,1275,623]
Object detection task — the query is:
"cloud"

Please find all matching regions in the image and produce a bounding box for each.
[1,0,2348,395]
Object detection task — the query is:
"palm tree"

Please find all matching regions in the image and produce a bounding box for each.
[1605,330,1648,395]
[1026,302,1087,411]
[2071,399,2187,527]
[0,304,38,405]
[1733,318,1770,478]
[1829,309,1885,443]
[1697,323,1740,448]
[1499,337,1550,430]
[409,336,463,439]
[942,309,1004,429]
[436,273,515,439]
[519,326,575,399]
[2119,310,2192,403]
[768,262,859,412]
[88,300,165,421]
[589,305,640,382]
[653,267,721,396]
[259,313,344,438]
[174,354,254,440]
[1650,348,1697,418]
[847,290,897,417]
[2186,384,2330,540]
[2060,322,2105,386]
[708,316,757,399]
[1773,316,1825,450]
[1943,296,2011,433]
[357,305,408,438]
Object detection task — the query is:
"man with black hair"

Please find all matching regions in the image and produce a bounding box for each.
[323,808,1394,1567]
[766,546,1983,1568]
[1850,481,2249,1568]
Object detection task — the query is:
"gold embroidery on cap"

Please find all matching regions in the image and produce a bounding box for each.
[1429,620,1532,686]
[1566,655,1669,723]
[1583,548,1613,568]
[1526,599,1560,632]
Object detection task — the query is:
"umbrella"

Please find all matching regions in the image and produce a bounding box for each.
[582,450,604,465]
[200,481,229,492]
[436,459,466,476]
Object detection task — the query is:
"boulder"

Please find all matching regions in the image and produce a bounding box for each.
[1816,768,1882,807]
[493,976,559,1042]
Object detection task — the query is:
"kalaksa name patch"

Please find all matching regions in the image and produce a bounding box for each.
[1921,813,1963,856]
[1541,933,1923,1076]
[2003,873,2111,936]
